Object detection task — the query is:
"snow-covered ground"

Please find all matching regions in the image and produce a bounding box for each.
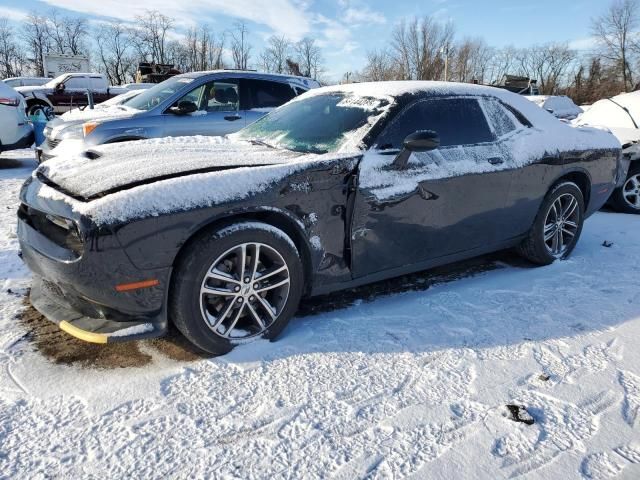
[1,148,640,479]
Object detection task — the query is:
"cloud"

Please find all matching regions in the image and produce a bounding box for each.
[38,0,312,40]
[344,7,386,25]
[337,0,386,26]
[569,36,597,51]
[0,6,28,22]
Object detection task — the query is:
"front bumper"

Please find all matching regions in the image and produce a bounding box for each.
[17,197,170,344]
[30,275,165,343]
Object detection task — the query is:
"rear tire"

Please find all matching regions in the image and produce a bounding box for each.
[609,164,640,214]
[517,182,585,265]
[169,222,304,355]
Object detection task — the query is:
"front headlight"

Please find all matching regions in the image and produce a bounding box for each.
[58,124,84,140]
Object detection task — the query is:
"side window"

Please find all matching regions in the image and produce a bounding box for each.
[482,98,518,137]
[89,77,107,91]
[176,80,239,112]
[246,79,296,109]
[63,76,88,90]
[375,97,494,149]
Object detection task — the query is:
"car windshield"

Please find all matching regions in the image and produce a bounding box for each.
[125,76,195,111]
[236,92,390,154]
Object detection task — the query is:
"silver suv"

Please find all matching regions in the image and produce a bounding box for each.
[37,70,320,162]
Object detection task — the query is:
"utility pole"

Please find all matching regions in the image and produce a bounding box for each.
[441,46,449,82]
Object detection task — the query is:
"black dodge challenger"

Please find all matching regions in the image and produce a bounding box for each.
[18,81,623,354]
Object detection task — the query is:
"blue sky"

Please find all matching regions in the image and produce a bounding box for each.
[0,0,606,79]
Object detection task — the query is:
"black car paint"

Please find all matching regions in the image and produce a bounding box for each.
[17,91,620,339]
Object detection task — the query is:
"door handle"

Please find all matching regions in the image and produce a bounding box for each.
[488,157,504,165]
[224,115,242,121]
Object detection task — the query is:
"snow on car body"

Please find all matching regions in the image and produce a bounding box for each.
[574,91,640,213]
[18,81,621,354]
[524,95,583,120]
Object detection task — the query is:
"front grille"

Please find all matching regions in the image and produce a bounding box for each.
[18,204,83,257]
[47,138,61,150]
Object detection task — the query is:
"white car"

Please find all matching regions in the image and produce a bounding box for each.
[3,77,50,88]
[574,91,640,214]
[0,81,33,155]
[525,95,583,120]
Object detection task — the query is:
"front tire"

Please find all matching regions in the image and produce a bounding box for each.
[609,164,640,214]
[517,182,585,265]
[169,222,304,355]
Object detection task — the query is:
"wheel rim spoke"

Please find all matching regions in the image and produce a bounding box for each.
[256,278,290,293]
[245,301,266,329]
[206,268,240,285]
[199,241,291,341]
[255,265,287,282]
[544,193,580,258]
[223,303,246,338]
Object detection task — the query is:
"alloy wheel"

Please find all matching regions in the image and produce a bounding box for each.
[543,193,580,257]
[199,242,290,340]
[622,173,640,210]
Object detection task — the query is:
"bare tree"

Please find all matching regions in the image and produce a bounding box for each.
[0,18,26,78]
[358,49,397,81]
[22,13,51,76]
[591,0,638,91]
[229,21,251,70]
[517,43,578,94]
[95,21,136,85]
[294,37,324,78]
[48,9,88,56]
[452,38,495,83]
[391,16,455,80]
[181,25,225,72]
[134,10,174,64]
[260,35,290,73]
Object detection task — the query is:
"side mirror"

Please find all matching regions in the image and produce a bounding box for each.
[403,130,440,152]
[170,100,198,115]
[54,83,65,93]
[393,130,440,169]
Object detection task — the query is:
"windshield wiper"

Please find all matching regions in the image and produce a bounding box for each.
[248,139,276,149]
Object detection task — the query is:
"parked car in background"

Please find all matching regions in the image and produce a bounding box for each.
[18,81,620,353]
[525,95,583,120]
[573,91,640,214]
[0,81,33,155]
[36,70,320,162]
[39,90,146,158]
[15,73,126,117]
[3,77,50,88]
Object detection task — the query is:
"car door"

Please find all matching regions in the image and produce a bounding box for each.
[63,76,90,111]
[163,79,244,137]
[350,96,516,278]
[88,76,111,104]
[242,78,298,126]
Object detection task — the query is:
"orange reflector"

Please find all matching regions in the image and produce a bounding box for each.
[115,279,160,292]
[83,122,99,137]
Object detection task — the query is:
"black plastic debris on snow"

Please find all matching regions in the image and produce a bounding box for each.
[602,241,614,248]
[506,404,535,425]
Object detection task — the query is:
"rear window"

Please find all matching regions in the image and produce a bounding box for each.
[376,97,494,149]
[483,98,518,137]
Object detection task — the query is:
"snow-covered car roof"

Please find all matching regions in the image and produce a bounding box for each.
[574,91,640,145]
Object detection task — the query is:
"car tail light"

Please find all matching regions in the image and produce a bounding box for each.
[0,97,20,107]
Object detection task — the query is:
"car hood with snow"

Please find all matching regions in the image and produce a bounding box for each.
[36,136,305,200]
